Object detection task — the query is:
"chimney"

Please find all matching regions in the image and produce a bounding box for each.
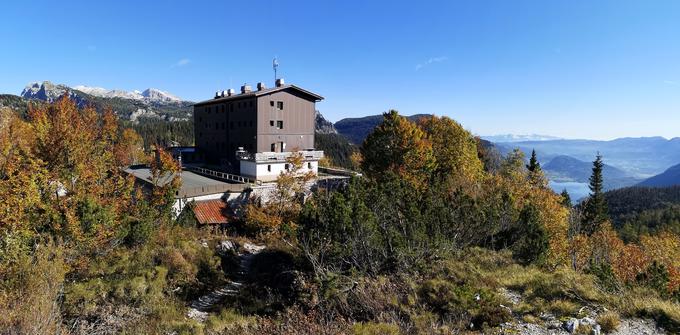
[214,91,220,99]
[241,84,252,94]
[220,90,226,97]
[275,78,285,87]
[257,82,266,91]
[227,88,235,96]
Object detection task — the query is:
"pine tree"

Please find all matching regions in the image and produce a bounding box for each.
[526,149,547,187]
[527,149,541,172]
[582,153,609,234]
[560,189,572,208]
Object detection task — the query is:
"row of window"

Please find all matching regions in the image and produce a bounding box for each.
[266,162,313,172]
[202,99,284,115]
[198,120,285,131]
[205,100,254,114]
[199,120,254,130]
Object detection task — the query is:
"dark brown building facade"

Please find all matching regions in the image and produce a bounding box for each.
[193,80,323,171]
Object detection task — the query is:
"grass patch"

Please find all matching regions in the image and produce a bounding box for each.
[548,299,580,317]
[616,289,680,333]
[205,308,257,333]
[353,322,401,335]
[597,311,621,333]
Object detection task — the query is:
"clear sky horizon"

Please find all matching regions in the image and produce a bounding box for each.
[2,1,680,140]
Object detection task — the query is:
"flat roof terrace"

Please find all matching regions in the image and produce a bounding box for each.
[125,166,249,198]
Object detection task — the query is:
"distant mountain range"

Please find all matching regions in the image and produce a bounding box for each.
[493,137,680,179]
[72,85,181,103]
[639,163,680,187]
[543,155,641,190]
[482,134,563,143]
[8,81,193,122]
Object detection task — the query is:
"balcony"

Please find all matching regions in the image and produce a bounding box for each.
[236,150,324,163]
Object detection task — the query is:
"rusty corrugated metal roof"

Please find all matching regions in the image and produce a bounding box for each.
[192,200,232,225]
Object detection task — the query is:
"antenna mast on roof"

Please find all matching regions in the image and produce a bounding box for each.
[273,57,279,83]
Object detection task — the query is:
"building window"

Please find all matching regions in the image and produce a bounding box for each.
[198,117,202,122]
[215,122,219,129]
[207,107,211,114]
[270,120,274,126]
[276,101,283,110]
[249,121,253,127]
[285,164,290,170]
[276,120,283,129]
[221,122,225,129]
[270,100,274,107]
[308,162,312,169]
[267,165,271,172]
[230,122,234,129]
[238,121,241,127]
[230,104,234,112]
[271,143,276,152]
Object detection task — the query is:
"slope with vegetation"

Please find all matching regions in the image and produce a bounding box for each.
[2,103,680,334]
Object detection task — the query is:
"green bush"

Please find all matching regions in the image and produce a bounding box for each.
[636,261,671,298]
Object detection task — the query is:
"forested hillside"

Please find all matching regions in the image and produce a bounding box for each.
[334,113,433,144]
[605,186,680,242]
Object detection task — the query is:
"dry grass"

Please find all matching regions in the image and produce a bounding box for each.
[549,299,580,316]
[615,290,680,333]
[597,311,621,333]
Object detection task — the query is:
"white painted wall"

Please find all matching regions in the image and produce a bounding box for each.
[240,160,319,182]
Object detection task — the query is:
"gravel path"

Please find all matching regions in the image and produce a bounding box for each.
[187,242,264,322]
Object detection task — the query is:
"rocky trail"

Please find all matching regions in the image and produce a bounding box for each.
[187,241,265,322]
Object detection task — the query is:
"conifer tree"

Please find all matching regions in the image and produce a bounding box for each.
[526,149,547,187]
[560,189,572,208]
[582,153,609,234]
[527,149,541,172]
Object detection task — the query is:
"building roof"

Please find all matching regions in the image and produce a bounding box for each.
[193,84,323,106]
[124,166,248,198]
[192,199,232,224]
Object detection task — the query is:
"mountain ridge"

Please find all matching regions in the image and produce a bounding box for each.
[639,163,680,187]
[16,81,192,122]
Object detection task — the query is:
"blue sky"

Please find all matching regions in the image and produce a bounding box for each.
[2,1,680,140]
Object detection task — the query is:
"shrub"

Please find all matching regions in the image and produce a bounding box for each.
[587,262,620,293]
[636,261,671,298]
[418,279,475,315]
[471,301,512,329]
[597,311,621,333]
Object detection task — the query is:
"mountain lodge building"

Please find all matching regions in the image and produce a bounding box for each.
[192,78,324,182]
